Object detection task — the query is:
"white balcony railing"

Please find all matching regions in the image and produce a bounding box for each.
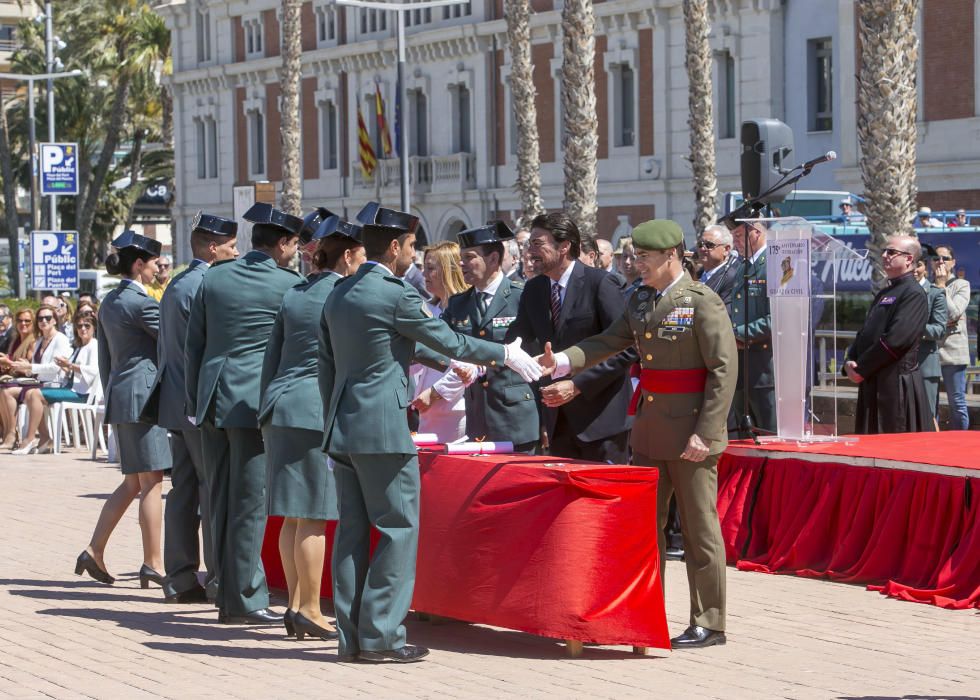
[351,153,475,193]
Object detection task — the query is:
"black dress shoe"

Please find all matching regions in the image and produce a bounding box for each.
[359,645,430,663]
[218,608,285,625]
[670,626,726,649]
[284,609,296,637]
[75,551,114,585]
[665,546,685,561]
[293,612,339,641]
[139,565,166,590]
[164,585,209,604]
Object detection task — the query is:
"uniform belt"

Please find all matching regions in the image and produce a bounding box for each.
[628,367,708,416]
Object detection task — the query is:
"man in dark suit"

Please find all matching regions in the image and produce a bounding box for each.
[913,253,947,422]
[697,224,740,314]
[507,212,635,463]
[185,203,303,625]
[149,212,239,603]
[0,305,13,354]
[443,222,539,451]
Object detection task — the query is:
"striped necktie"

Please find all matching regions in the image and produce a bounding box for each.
[550,281,562,329]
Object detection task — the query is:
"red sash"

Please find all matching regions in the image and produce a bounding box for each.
[627,367,708,416]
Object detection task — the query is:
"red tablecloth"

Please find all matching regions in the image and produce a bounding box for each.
[262,452,671,648]
[716,449,980,610]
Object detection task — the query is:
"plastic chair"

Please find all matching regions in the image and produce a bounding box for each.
[51,384,106,457]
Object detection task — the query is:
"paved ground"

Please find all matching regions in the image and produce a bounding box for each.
[1,449,977,699]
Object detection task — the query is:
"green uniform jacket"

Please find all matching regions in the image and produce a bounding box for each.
[259,271,340,432]
[442,276,539,445]
[98,281,160,425]
[318,263,507,456]
[564,273,737,460]
[730,249,773,389]
[185,251,304,428]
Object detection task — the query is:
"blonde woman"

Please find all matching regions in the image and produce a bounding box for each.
[409,241,472,442]
[0,309,36,447]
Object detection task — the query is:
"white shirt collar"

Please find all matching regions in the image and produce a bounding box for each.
[364,261,394,276]
[476,270,504,296]
[123,278,148,294]
[750,244,767,264]
[552,260,576,290]
[919,277,928,288]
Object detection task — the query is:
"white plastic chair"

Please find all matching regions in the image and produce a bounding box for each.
[51,383,106,457]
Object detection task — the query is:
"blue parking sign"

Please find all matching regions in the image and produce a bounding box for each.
[30,231,79,291]
[40,143,79,196]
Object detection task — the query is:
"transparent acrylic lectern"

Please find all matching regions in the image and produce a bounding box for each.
[738,217,866,444]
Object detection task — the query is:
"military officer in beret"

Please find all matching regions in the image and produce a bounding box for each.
[319,219,543,663]
[441,221,539,451]
[147,212,239,603]
[540,219,737,649]
[728,220,776,436]
[185,203,304,625]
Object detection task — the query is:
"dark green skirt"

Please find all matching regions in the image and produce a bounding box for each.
[115,422,172,475]
[263,426,337,520]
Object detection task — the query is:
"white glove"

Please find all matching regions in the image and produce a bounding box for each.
[504,336,543,383]
[450,360,479,387]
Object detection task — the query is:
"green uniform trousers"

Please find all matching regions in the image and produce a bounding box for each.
[330,452,420,657]
[163,429,216,598]
[635,452,726,632]
[201,425,270,615]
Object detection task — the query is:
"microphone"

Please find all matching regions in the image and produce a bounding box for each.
[801,150,837,171]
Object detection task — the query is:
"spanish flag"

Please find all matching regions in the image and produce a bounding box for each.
[375,81,393,158]
[357,102,376,179]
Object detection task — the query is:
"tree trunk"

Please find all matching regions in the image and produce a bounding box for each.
[75,69,132,266]
[684,0,718,235]
[279,0,303,216]
[123,127,146,230]
[857,0,919,284]
[560,0,598,238]
[505,0,543,227]
[0,100,21,293]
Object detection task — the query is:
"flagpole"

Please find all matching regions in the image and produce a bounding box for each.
[396,9,409,212]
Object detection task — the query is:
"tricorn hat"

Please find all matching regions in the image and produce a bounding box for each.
[299,207,340,246]
[244,203,304,236]
[191,211,237,237]
[457,221,514,249]
[111,230,162,257]
[356,202,419,233]
[313,214,362,243]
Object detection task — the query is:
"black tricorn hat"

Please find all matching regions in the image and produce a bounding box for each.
[360,223,408,245]
[112,230,162,257]
[313,214,362,243]
[191,211,238,237]
[244,203,304,236]
[299,207,339,246]
[457,221,514,249]
[356,202,419,233]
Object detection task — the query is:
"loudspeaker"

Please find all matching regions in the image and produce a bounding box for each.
[740,119,795,204]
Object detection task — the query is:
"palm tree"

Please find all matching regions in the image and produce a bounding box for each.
[504,0,542,227]
[279,0,303,216]
[684,0,718,234]
[560,0,598,238]
[0,98,20,291]
[856,0,919,280]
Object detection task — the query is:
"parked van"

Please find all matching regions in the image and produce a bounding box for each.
[78,269,117,301]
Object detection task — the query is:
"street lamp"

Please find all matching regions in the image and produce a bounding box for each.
[334,0,469,213]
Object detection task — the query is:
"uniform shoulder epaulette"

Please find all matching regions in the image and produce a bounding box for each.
[686,281,707,295]
[276,266,304,278]
[383,274,408,287]
[510,278,525,290]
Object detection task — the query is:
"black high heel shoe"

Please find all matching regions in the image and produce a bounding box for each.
[293,611,339,641]
[139,564,165,589]
[284,609,297,637]
[75,551,114,585]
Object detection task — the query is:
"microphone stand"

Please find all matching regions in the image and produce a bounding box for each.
[728,163,824,444]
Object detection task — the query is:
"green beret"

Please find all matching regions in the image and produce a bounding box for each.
[631,219,683,250]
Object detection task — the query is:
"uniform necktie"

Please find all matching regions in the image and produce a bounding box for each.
[550,281,563,329]
[478,291,491,319]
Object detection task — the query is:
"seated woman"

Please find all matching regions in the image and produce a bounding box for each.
[0,308,36,447]
[20,310,100,451]
[0,304,71,454]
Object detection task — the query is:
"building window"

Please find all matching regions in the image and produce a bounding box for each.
[315,5,336,43]
[207,117,218,178]
[195,116,218,179]
[408,89,428,157]
[452,84,471,153]
[406,7,432,27]
[808,38,833,132]
[248,109,265,176]
[716,50,736,139]
[244,17,264,57]
[320,101,338,170]
[196,6,212,63]
[612,64,635,147]
[360,8,387,34]
[196,119,207,178]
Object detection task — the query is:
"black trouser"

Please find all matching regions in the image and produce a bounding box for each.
[163,429,215,597]
[549,411,630,464]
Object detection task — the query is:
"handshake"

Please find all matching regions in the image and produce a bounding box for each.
[502,337,559,384]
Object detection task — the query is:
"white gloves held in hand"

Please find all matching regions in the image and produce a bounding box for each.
[504,336,543,383]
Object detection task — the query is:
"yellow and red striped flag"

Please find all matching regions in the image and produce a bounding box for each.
[375,81,393,157]
[357,102,377,179]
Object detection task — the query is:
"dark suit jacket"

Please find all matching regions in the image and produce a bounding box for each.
[506,260,636,442]
[701,254,740,314]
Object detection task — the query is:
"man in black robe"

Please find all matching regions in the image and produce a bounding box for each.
[844,235,933,434]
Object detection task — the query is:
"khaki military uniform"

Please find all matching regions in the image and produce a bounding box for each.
[564,272,737,631]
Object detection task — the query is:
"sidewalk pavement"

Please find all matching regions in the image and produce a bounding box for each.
[0,450,977,699]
